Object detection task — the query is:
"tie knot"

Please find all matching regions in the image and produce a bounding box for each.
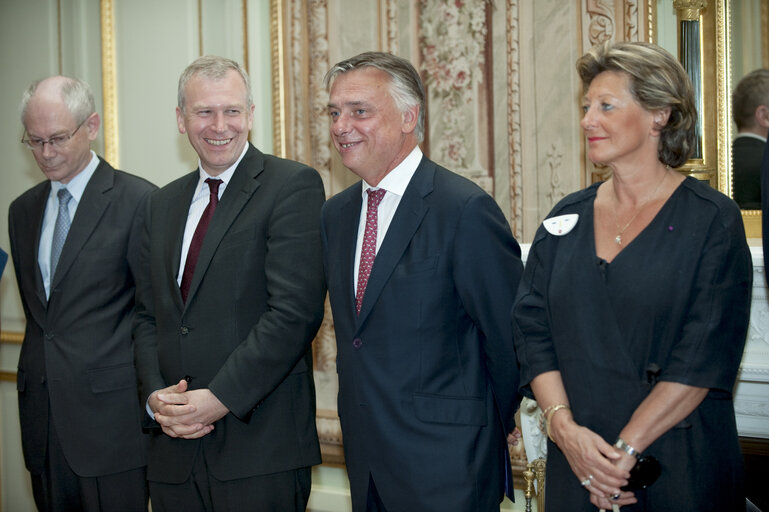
[57,187,72,204]
[367,188,386,208]
[205,178,222,196]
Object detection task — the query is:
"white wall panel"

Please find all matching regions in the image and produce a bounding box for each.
[247,0,274,153]
[114,0,200,186]
[0,0,62,333]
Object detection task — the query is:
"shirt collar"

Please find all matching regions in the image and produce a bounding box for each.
[361,146,423,198]
[196,143,249,186]
[735,132,767,143]
[50,151,99,203]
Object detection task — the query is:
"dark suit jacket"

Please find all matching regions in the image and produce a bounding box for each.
[732,135,764,209]
[133,144,325,483]
[8,158,155,477]
[761,138,769,285]
[321,156,523,511]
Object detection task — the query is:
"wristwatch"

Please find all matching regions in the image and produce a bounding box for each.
[614,438,640,458]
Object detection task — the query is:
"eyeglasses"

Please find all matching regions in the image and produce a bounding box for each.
[21,118,87,151]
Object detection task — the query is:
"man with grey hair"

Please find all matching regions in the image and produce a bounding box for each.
[321,51,522,511]
[133,55,325,511]
[732,68,769,209]
[9,75,154,511]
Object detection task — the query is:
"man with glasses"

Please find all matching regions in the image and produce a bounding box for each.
[8,76,155,511]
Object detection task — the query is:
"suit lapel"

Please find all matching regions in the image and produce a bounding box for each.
[356,158,433,327]
[50,160,112,293]
[165,173,198,309]
[28,183,50,312]
[183,145,263,306]
[337,187,364,318]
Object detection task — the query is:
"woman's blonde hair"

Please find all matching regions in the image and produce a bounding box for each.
[577,41,697,168]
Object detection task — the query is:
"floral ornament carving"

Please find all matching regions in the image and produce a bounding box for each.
[419,0,489,172]
[623,0,639,41]
[586,0,615,46]
[547,143,566,204]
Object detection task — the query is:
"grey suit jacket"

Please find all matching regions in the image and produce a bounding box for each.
[133,144,325,483]
[8,158,155,476]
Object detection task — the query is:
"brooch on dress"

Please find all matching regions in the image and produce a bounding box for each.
[543,214,579,236]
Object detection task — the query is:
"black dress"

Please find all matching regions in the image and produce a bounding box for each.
[513,177,752,511]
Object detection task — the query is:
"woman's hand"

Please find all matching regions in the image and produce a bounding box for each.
[590,450,638,509]
[549,408,637,506]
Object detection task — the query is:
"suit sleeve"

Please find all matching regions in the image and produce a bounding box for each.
[662,205,752,392]
[452,191,523,433]
[132,191,165,407]
[208,166,327,419]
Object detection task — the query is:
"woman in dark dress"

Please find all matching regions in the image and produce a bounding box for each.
[513,41,752,511]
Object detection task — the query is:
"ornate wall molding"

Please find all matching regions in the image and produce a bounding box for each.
[584,0,615,47]
[546,143,565,205]
[270,0,287,157]
[419,0,493,192]
[381,0,399,53]
[507,0,523,238]
[0,331,23,344]
[100,0,119,166]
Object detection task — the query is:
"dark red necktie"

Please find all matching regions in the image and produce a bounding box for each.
[180,178,222,302]
[355,188,386,314]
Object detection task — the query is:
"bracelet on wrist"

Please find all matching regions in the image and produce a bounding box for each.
[538,403,568,434]
[544,404,570,441]
[614,437,640,458]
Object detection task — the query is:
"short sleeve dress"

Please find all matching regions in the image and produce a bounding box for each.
[513,177,752,511]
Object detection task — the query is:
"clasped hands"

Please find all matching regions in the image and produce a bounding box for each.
[149,379,229,439]
[549,411,638,510]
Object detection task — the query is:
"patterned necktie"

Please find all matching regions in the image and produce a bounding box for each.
[50,188,72,277]
[180,178,222,303]
[355,188,386,315]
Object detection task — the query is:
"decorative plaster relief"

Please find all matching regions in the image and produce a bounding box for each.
[419,0,492,190]
[585,0,615,47]
[546,143,566,205]
[507,0,523,237]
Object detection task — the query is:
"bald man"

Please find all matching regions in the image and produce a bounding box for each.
[8,76,155,511]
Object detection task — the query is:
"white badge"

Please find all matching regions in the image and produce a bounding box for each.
[543,214,579,236]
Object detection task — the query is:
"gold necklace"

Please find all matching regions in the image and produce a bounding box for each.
[612,169,668,246]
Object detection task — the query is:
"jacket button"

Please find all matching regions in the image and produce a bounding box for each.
[180,326,189,335]
[353,338,362,349]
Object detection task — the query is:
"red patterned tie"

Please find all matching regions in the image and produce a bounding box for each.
[180,178,222,303]
[355,188,386,315]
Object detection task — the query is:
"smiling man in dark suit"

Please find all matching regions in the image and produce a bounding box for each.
[132,55,326,511]
[9,76,154,511]
[321,52,523,511]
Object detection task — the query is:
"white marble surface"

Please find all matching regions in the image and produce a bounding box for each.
[734,246,769,438]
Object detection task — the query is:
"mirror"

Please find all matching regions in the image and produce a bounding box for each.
[654,0,768,238]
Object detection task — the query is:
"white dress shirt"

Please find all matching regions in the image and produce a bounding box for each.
[353,146,422,293]
[38,151,99,299]
[176,144,248,285]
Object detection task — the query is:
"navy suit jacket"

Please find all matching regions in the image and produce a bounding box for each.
[321,156,522,511]
[8,158,154,476]
[761,138,769,284]
[133,144,325,483]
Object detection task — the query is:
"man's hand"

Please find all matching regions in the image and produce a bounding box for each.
[150,379,229,439]
[507,427,522,447]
